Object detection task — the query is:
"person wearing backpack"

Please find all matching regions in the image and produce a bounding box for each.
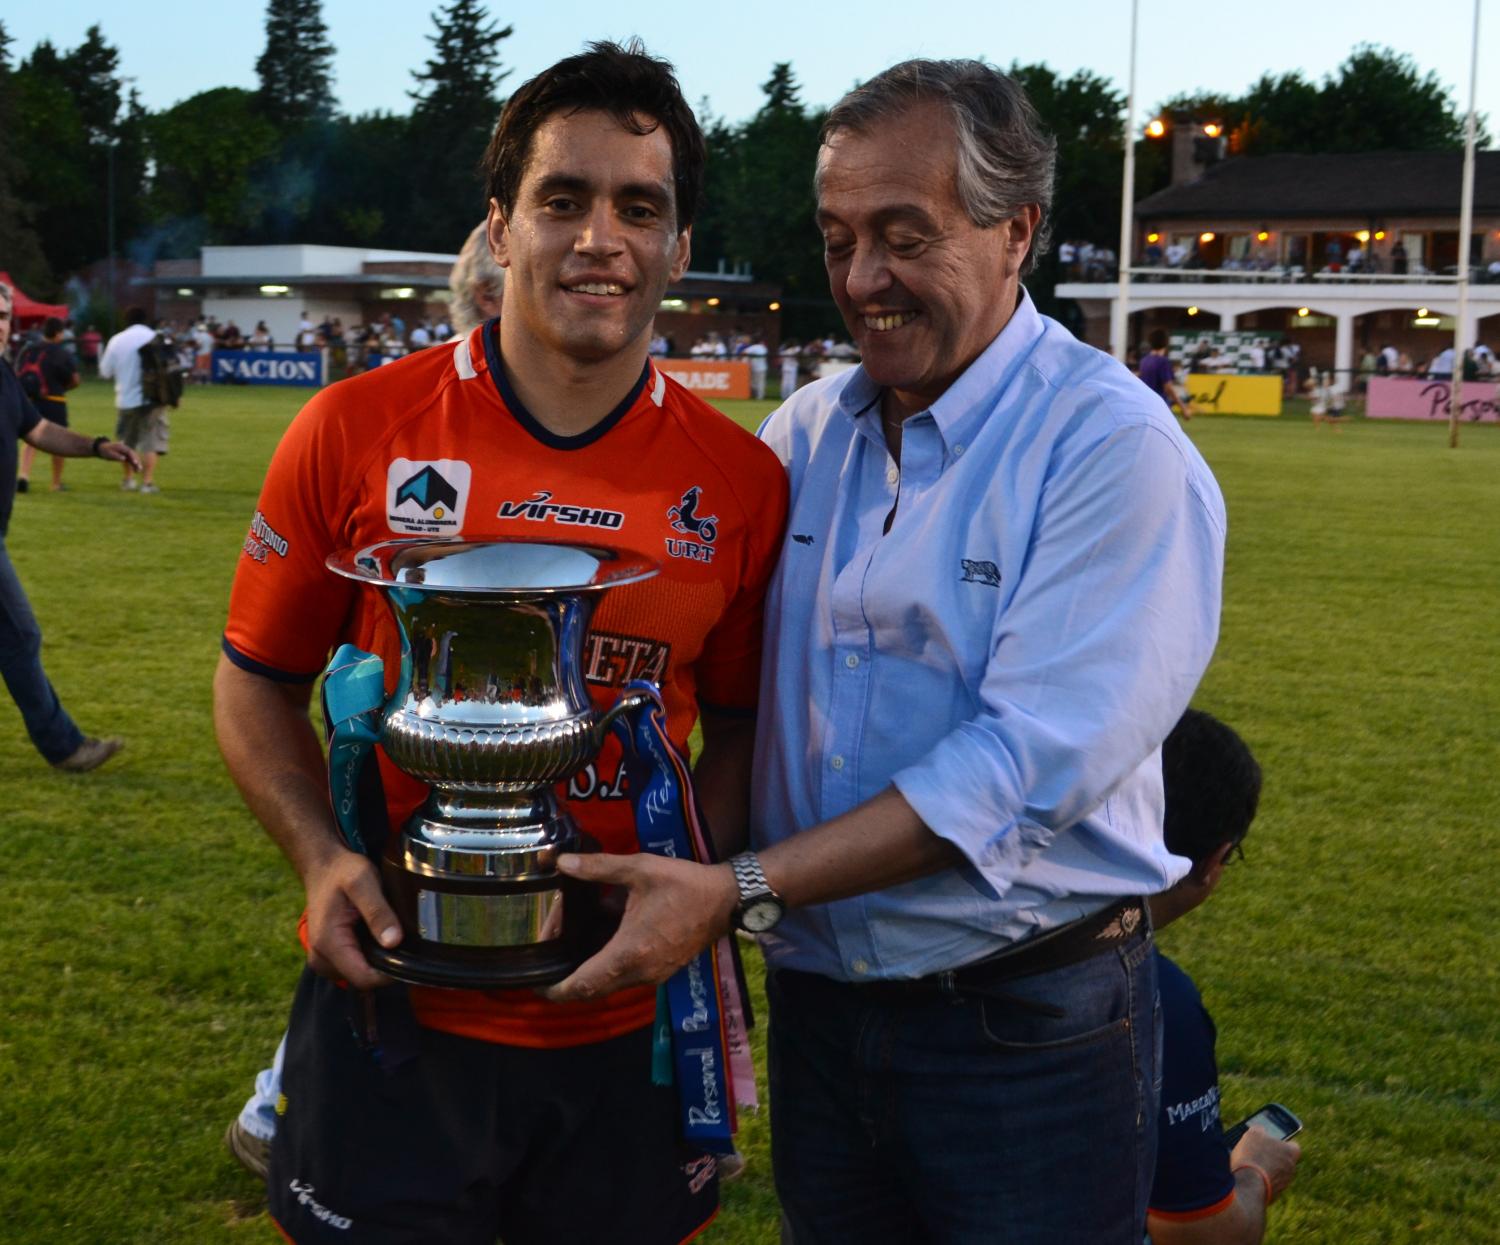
[99,308,170,494]
[15,317,81,494]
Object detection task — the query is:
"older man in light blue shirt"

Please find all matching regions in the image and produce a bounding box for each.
[556,58,1225,1244]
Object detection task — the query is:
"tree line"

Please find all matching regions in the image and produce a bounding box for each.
[0,0,1481,338]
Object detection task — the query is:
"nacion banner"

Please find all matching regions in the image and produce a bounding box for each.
[1366,376,1500,422]
[213,349,326,387]
[1183,373,1283,417]
[658,360,750,400]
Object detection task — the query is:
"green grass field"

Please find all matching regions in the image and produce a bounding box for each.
[2,380,1497,1243]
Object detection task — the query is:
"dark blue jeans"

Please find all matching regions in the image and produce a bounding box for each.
[768,927,1160,1245]
[0,538,84,763]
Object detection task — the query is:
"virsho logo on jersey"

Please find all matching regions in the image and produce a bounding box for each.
[386,459,471,535]
[497,489,625,529]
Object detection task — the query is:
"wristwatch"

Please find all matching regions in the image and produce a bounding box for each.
[728,852,785,933]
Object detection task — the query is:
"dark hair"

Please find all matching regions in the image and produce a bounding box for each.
[1161,709,1261,865]
[822,59,1056,277]
[1148,328,1169,351]
[42,316,64,337]
[126,307,149,326]
[481,39,705,231]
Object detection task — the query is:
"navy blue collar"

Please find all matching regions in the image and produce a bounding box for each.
[481,318,650,450]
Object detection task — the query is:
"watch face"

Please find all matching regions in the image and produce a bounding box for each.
[740,897,784,933]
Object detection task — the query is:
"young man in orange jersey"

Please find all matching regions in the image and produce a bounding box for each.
[214,41,787,1245]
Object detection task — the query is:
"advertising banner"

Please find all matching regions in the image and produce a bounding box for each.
[1183,373,1283,417]
[658,360,750,400]
[213,349,326,387]
[1366,376,1500,422]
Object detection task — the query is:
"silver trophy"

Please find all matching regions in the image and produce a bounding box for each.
[327,538,659,989]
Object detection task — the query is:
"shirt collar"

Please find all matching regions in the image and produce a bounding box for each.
[838,288,1047,450]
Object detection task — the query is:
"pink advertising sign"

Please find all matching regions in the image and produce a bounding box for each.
[1366,376,1500,422]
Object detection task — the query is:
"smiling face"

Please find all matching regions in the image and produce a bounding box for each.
[817,102,1038,415]
[489,108,690,370]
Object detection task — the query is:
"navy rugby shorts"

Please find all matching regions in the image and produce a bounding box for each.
[267,968,720,1245]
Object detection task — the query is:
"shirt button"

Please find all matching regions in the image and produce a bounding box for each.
[830,754,845,771]
[844,653,860,670]
[851,958,870,976]
[886,467,899,485]
[953,443,966,456]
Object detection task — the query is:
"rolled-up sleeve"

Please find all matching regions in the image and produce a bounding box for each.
[892,421,1225,889]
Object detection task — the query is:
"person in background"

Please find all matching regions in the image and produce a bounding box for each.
[14,317,80,493]
[1147,709,1302,1244]
[1141,328,1196,420]
[98,308,168,494]
[0,281,139,771]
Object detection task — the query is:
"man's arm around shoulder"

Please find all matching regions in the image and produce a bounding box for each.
[213,654,400,989]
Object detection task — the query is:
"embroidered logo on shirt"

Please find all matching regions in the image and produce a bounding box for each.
[386,459,471,535]
[960,558,1001,587]
[497,489,625,530]
[666,485,718,563]
[791,533,815,546]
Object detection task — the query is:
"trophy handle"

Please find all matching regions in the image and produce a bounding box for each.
[594,685,661,745]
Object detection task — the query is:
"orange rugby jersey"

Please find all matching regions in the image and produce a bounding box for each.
[223,321,788,1048]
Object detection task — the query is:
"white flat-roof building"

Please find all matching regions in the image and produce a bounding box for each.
[148,244,458,344]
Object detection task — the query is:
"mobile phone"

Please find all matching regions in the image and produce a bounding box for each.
[1223,1102,1302,1149]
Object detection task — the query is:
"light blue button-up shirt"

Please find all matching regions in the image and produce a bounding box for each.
[751,292,1226,981]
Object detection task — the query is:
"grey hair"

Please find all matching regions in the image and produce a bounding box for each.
[821,59,1056,277]
[0,280,11,307]
[448,222,507,334]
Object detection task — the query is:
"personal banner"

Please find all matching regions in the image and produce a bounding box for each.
[1183,373,1283,417]
[1366,376,1500,422]
[658,360,750,400]
[213,349,326,387]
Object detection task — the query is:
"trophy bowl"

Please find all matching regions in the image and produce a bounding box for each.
[327,538,659,989]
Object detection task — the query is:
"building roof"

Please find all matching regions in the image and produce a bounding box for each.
[1136,151,1500,221]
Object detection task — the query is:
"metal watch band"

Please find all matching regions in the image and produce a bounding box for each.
[730,851,774,902]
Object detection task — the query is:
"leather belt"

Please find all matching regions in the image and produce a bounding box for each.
[825,896,1149,1002]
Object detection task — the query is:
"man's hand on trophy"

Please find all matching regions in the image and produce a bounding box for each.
[304,849,402,990]
[543,852,739,1002]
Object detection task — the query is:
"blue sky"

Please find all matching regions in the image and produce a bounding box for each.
[7,1,1497,135]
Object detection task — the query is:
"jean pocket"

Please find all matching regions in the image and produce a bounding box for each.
[977,999,1131,1052]
[971,954,1133,1052]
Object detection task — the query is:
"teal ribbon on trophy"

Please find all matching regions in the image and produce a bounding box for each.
[321,643,389,856]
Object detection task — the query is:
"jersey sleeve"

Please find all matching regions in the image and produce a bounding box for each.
[222,391,360,681]
[695,437,789,714]
[1149,953,1238,1218]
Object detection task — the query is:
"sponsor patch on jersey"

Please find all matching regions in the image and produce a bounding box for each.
[242,509,291,563]
[497,489,625,530]
[386,459,471,535]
